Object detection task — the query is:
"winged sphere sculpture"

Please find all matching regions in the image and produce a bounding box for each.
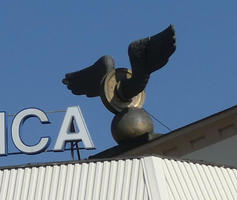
[62,25,176,114]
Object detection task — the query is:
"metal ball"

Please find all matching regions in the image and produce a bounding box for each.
[111,107,154,143]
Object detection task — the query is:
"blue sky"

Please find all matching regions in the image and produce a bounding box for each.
[0,1,237,166]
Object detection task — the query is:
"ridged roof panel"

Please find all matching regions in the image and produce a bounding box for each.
[161,158,237,200]
[0,156,237,200]
[0,158,149,200]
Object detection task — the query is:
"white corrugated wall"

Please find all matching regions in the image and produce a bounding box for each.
[0,158,149,200]
[161,158,237,200]
[0,156,237,200]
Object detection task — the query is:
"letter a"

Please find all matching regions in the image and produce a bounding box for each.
[54,106,94,151]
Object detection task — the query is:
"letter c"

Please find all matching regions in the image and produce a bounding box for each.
[12,108,50,154]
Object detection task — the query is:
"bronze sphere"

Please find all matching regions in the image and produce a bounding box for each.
[111,107,154,143]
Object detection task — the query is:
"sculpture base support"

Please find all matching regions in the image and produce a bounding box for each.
[111,107,154,144]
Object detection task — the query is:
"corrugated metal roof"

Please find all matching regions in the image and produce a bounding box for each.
[162,158,237,200]
[0,156,237,200]
[0,158,149,200]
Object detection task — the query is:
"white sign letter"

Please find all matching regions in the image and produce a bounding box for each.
[0,112,7,155]
[12,108,50,154]
[54,106,94,151]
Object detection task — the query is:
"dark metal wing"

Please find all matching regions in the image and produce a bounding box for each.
[128,25,176,74]
[62,55,115,97]
[118,25,176,100]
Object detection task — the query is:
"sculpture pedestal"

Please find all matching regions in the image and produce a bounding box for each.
[111,107,154,144]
